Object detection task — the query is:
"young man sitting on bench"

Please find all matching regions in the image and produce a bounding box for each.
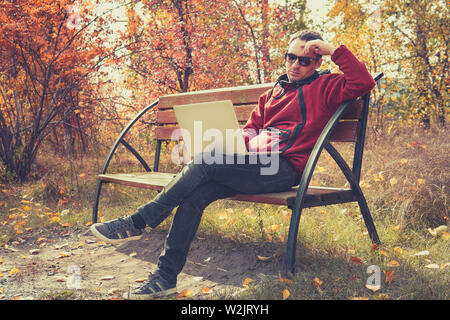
[90,30,376,299]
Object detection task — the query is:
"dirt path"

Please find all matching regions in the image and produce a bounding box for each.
[0,226,284,300]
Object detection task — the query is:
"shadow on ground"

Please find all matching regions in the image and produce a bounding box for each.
[116,228,287,291]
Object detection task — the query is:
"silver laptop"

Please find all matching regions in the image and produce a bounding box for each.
[173,100,248,158]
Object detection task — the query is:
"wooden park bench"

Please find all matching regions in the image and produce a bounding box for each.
[92,73,383,274]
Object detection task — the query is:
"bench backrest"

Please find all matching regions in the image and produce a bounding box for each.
[155,83,364,143]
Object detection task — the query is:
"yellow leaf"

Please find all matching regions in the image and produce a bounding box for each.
[387,260,400,267]
[242,277,254,288]
[270,224,281,232]
[442,231,450,240]
[9,267,20,275]
[282,289,290,300]
[278,272,294,284]
[351,296,369,300]
[379,249,389,257]
[135,278,146,283]
[201,287,211,293]
[177,289,193,298]
[389,177,398,186]
[393,247,403,254]
[312,277,323,288]
[427,225,447,237]
[417,178,425,185]
[23,205,31,211]
[50,216,61,223]
[424,264,440,269]
[373,171,384,182]
[257,255,272,261]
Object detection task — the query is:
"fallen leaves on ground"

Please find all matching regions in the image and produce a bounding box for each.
[427,225,448,237]
[384,270,395,284]
[278,272,293,284]
[412,250,429,257]
[350,256,363,264]
[242,277,254,289]
[387,260,400,267]
[282,289,290,300]
[256,255,272,261]
[9,267,20,276]
[177,289,193,298]
[201,287,211,294]
[312,277,323,288]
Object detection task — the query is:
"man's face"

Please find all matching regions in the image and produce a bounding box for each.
[285,39,322,82]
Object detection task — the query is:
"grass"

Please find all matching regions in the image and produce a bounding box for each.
[0,124,448,300]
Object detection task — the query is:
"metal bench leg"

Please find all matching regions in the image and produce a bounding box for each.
[92,181,104,224]
[325,143,381,245]
[355,189,381,245]
[285,205,305,275]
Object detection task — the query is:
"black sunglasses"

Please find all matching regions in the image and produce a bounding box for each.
[285,53,319,66]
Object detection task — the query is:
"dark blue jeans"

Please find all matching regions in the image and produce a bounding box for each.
[136,152,298,283]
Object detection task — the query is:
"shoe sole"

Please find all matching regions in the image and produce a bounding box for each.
[123,287,177,300]
[89,224,142,244]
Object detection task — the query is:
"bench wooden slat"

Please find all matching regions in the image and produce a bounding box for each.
[329,121,358,142]
[154,120,358,142]
[99,172,355,207]
[158,83,274,109]
[343,99,362,119]
[230,186,355,208]
[99,172,176,191]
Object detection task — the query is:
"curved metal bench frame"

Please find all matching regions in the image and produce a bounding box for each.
[92,73,383,274]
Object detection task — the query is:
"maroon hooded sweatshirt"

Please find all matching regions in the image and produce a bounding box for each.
[242,45,376,179]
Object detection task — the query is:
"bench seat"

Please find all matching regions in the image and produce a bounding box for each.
[99,172,355,208]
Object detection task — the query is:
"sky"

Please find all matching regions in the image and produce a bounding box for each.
[306,0,331,20]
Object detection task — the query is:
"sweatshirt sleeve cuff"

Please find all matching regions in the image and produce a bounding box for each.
[331,44,349,62]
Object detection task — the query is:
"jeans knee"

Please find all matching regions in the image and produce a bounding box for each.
[178,197,206,217]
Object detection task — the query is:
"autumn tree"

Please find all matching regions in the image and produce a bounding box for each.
[0,0,120,181]
[383,0,448,129]
[120,0,297,106]
[327,0,448,130]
